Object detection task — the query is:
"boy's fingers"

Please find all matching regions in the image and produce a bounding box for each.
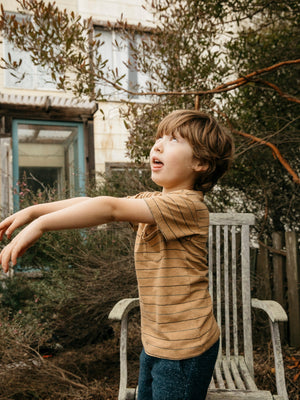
[0,224,9,240]
[0,220,13,240]
[1,241,30,272]
[11,249,19,267]
[0,221,20,241]
[5,226,13,239]
[0,248,11,273]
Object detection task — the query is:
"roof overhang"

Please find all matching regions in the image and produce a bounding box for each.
[0,94,98,119]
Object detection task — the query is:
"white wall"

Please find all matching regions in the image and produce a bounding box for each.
[0,0,153,180]
[77,0,153,26]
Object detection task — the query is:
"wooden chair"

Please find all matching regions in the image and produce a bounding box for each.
[109,213,289,400]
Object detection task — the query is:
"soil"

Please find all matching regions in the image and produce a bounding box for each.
[50,326,300,400]
[1,316,299,399]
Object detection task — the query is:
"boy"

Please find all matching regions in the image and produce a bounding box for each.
[0,109,234,400]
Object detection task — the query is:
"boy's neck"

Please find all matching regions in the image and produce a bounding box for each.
[162,186,194,194]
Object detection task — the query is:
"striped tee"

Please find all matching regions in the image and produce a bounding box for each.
[133,189,219,360]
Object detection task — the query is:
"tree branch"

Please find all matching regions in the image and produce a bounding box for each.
[258,240,287,256]
[99,59,300,98]
[252,78,300,104]
[217,111,300,184]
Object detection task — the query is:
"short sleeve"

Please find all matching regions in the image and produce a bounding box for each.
[143,191,208,241]
[127,191,160,231]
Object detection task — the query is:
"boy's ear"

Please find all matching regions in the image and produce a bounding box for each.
[192,160,208,172]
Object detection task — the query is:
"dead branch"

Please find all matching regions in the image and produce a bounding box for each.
[217,111,300,184]
[235,130,299,184]
[258,240,287,256]
[253,78,300,104]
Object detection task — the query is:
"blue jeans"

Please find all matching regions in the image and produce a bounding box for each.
[137,340,219,400]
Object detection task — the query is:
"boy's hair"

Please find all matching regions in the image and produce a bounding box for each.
[156,109,234,193]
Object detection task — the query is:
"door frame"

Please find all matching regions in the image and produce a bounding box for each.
[12,119,85,211]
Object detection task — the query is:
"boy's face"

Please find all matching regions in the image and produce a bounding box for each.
[150,131,202,193]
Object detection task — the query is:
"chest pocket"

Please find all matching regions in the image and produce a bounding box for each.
[134,224,162,262]
[141,224,161,246]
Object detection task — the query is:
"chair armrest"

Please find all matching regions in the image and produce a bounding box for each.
[108,298,139,400]
[251,298,288,322]
[108,298,139,321]
[251,298,289,400]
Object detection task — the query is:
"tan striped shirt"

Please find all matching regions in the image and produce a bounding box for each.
[133,189,219,360]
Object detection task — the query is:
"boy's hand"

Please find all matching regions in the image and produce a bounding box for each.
[0,208,34,240]
[0,220,43,273]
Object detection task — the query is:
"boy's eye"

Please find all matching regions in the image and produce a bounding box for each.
[154,133,179,143]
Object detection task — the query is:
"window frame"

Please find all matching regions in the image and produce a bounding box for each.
[93,22,153,101]
[3,12,57,91]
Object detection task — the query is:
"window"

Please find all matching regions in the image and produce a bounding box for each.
[12,120,85,210]
[4,42,57,90]
[3,13,56,90]
[94,27,149,100]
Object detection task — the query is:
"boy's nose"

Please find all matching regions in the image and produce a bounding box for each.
[153,143,161,152]
[153,138,164,152]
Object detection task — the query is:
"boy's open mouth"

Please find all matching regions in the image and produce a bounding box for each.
[152,157,164,166]
[152,158,164,168]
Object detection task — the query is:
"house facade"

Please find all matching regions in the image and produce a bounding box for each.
[0,0,153,216]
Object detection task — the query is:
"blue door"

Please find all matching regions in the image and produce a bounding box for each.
[12,120,85,211]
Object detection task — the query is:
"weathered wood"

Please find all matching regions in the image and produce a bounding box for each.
[251,299,288,399]
[256,243,272,300]
[216,225,222,357]
[209,225,214,302]
[230,359,246,390]
[224,226,230,360]
[214,361,226,389]
[241,225,254,378]
[222,358,235,389]
[259,239,287,256]
[123,388,135,400]
[272,232,286,339]
[251,299,288,323]
[238,357,257,391]
[272,232,285,305]
[108,298,139,400]
[210,213,255,226]
[270,322,289,400]
[206,390,273,399]
[231,226,239,359]
[209,376,216,389]
[285,231,300,347]
[109,214,289,400]
[108,298,139,321]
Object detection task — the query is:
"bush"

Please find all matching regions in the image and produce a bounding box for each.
[0,170,149,398]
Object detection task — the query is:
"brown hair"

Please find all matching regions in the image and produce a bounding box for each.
[156,109,234,193]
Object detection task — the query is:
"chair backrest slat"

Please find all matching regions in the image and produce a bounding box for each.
[208,225,214,301]
[208,213,255,376]
[224,225,231,361]
[231,226,239,359]
[215,225,222,357]
[241,224,254,376]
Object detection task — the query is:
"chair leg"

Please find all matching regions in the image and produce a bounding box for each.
[118,315,129,400]
[270,321,289,400]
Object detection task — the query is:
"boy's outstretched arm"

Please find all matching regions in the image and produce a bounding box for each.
[0,196,154,273]
[0,197,90,240]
